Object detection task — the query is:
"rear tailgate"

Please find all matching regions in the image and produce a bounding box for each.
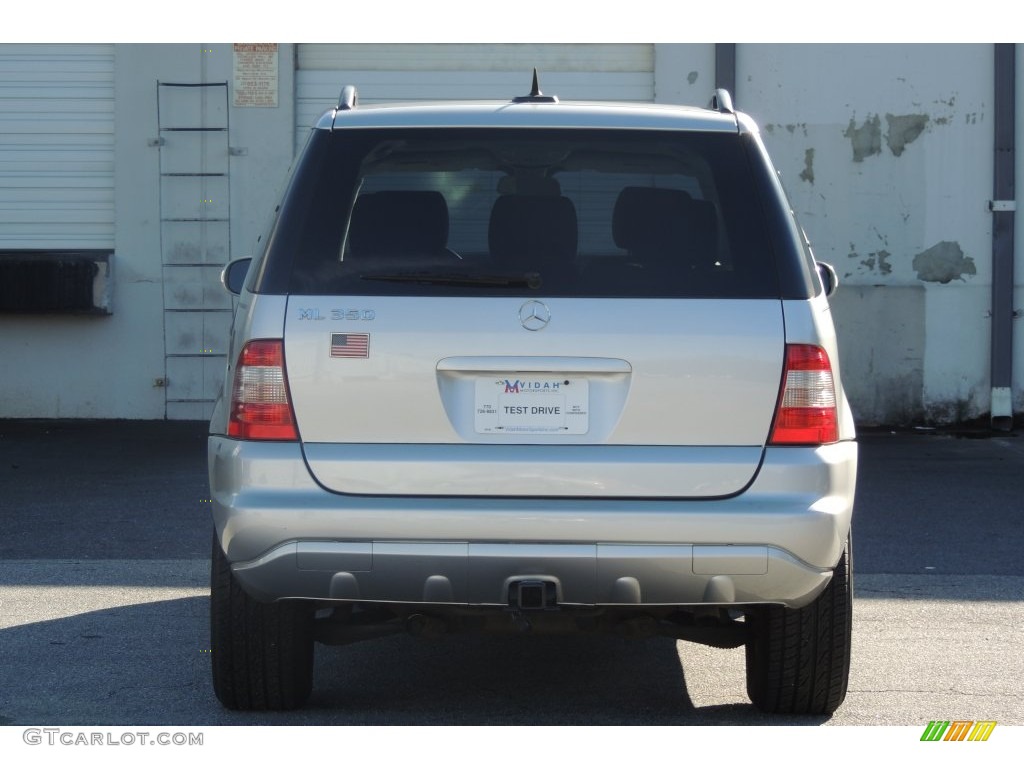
[285,295,783,498]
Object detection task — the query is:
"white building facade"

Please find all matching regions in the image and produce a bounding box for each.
[0,43,1020,425]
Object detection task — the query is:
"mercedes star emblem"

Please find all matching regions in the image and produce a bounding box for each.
[519,300,551,331]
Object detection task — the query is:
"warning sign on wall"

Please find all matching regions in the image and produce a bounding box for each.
[233,44,278,108]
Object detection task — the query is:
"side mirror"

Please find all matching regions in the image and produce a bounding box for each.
[221,258,252,295]
[816,261,839,298]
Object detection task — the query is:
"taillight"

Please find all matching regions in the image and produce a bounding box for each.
[769,344,839,445]
[227,340,298,440]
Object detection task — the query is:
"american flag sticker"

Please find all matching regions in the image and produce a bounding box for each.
[330,333,370,358]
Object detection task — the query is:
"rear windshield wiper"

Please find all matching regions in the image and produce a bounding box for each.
[360,271,542,289]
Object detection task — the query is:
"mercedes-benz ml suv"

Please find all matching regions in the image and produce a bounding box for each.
[209,81,857,715]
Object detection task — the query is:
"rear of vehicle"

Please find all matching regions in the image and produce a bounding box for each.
[209,96,856,714]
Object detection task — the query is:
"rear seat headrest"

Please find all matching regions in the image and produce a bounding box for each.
[488,195,578,267]
[612,186,692,252]
[613,186,718,265]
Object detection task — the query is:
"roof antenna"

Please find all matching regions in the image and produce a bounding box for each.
[513,68,558,104]
[528,68,543,97]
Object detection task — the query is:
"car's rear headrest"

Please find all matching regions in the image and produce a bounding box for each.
[612,186,718,266]
[488,195,578,269]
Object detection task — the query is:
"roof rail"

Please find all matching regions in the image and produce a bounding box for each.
[513,68,558,104]
[337,85,358,111]
[710,88,734,114]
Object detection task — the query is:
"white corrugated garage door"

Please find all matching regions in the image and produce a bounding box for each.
[0,44,115,250]
[295,44,654,155]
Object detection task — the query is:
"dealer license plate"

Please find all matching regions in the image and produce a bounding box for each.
[474,377,589,434]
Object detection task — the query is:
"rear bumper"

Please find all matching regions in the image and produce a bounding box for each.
[209,437,856,610]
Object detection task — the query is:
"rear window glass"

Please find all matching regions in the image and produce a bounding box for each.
[270,128,780,298]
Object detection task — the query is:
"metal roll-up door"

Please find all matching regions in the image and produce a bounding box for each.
[0,44,115,249]
[294,44,655,155]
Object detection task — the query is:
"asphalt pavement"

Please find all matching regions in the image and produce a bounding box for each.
[0,419,1022,727]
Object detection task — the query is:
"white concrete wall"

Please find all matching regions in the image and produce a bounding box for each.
[1,43,1020,425]
[0,43,295,419]
[736,44,1013,425]
[653,44,715,105]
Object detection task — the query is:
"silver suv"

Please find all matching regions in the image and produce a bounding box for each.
[209,80,857,715]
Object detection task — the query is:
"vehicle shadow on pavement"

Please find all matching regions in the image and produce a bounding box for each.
[0,595,828,726]
[0,597,210,726]
[307,633,829,725]
[312,633,697,724]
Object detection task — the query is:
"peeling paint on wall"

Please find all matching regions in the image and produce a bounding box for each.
[885,113,929,157]
[799,148,815,184]
[843,114,882,162]
[755,122,811,137]
[844,112,935,161]
[687,70,698,85]
[863,250,892,275]
[913,241,976,283]
[850,247,893,276]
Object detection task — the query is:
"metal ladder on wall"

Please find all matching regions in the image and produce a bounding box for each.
[156,81,233,420]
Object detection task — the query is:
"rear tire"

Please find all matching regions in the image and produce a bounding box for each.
[210,533,315,710]
[745,538,852,715]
